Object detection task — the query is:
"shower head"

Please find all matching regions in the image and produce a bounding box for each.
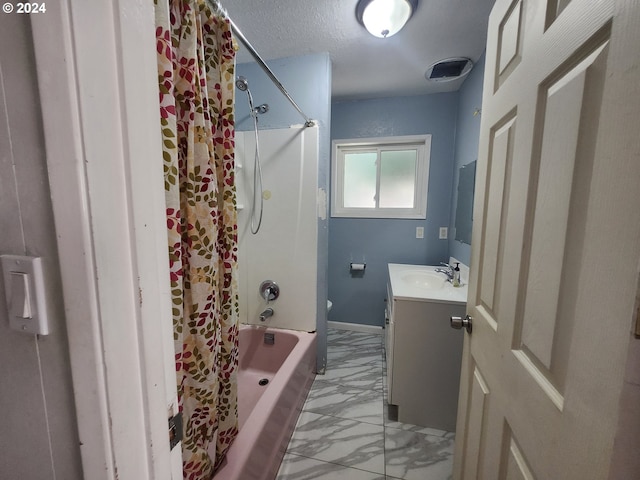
[236,76,249,91]
[235,76,269,119]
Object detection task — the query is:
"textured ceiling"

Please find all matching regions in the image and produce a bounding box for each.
[223,0,496,101]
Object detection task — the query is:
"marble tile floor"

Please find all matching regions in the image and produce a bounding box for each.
[276,328,455,480]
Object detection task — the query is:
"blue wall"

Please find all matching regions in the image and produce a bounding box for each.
[329,94,459,327]
[449,54,486,266]
[236,53,330,133]
[236,53,331,369]
[237,52,485,332]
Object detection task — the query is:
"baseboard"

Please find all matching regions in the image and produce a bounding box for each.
[327,320,383,335]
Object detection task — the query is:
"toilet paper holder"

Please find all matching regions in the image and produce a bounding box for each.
[349,262,366,273]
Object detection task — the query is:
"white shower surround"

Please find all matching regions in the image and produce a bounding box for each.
[236,126,318,332]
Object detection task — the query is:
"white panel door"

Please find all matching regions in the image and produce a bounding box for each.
[453,0,640,478]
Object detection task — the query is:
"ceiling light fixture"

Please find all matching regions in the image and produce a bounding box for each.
[356,0,418,38]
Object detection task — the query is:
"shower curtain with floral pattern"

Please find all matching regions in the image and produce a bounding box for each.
[155,0,239,478]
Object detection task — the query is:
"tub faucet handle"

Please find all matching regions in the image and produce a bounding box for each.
[259,280,280,302]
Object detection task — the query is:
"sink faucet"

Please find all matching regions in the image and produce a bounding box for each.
[435,262,454,282]
[259,307,274,322]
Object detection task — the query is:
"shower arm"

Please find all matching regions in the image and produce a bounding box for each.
[206,0,316,128]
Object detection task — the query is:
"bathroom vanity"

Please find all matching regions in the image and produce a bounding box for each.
[385,263,467,432]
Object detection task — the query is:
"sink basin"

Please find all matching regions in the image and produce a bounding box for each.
[389,263,467,305]
[399,271,447,289]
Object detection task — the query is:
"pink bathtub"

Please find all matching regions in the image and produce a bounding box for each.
[212,324,316,480]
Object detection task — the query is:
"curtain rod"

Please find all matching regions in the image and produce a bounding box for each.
[206,0,316,127]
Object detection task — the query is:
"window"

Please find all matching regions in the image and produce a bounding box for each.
[331,135,431,218]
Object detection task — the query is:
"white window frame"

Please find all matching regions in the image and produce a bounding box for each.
[331,135,431,219]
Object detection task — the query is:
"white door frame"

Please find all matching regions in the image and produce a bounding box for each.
[31,1,179,479]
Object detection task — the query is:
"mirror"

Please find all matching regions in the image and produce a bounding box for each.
[454,160,476,245]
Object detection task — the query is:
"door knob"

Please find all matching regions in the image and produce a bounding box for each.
[450,314,472,334]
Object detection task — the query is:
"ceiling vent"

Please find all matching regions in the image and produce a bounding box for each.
[425,57,473,82]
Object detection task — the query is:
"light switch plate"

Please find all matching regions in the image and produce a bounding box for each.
[1,255,49,335]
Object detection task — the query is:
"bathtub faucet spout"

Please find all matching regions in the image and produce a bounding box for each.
[259,307,274,322]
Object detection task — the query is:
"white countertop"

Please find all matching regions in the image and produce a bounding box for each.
[388,263,468,305]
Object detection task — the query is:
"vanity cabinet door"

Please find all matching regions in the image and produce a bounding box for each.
[384,296,395,403]
[389,298,465,431]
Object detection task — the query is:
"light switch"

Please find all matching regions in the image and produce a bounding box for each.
[1,255,49,335]
[9,272,32,319]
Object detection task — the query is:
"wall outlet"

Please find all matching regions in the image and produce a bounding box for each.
[416,227,424,239]
[439,227,448,239]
